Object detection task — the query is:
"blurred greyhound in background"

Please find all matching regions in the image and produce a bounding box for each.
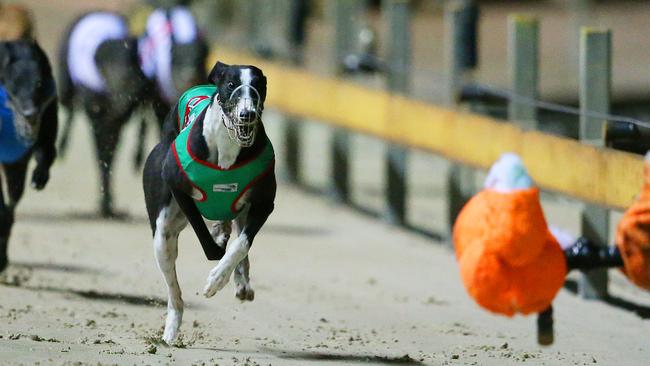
[0,40,58,273]
[58,8,207,217]
[58,11,152,218]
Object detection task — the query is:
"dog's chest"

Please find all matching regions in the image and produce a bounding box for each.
[214,129,240,169]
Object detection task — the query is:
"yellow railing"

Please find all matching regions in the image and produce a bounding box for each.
[211,48,642,210]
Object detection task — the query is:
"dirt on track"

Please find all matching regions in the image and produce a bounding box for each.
[1,1,650,365]
[1,112,649,366]
[1,113,650,366]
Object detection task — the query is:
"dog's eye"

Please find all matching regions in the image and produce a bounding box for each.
[227,81,234,90]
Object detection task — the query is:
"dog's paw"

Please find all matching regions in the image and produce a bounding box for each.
[162,309,182,345]
[203,265,232,298]
[235,283,255,302]
[30,168,49,190]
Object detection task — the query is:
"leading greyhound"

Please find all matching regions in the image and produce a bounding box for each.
[143,61,275,344]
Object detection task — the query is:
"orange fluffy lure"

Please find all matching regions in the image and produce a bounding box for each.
[615,155,650,290]
[453,154,567,316]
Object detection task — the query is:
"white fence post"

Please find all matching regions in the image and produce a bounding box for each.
[508,14,539,130]
[383,0,411,226]
[579,27,612,299]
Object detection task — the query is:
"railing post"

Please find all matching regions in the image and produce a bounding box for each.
[444,0,478,102]
[579,27,612,300]
[247,0,274,55]
[508,14,539,130]
[329,0,361,203]
[445,0,475,236]
[244,0,258,50]
[383,0,411,225]
[282,0,307,184]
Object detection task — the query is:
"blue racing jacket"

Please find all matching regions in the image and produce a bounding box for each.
[0,85,32,163]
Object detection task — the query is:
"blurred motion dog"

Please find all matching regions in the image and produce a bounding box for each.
[142,62,275,344]
[58,11,151,218]
[58,7,207,218]
[0,40,58,273]
[0,3,34,40]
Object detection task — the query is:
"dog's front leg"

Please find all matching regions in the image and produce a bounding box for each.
[31,100,58,190]
[231,216,254,301]
[153,204,185,344]
[203,225,251,298]
[204,195,275,298]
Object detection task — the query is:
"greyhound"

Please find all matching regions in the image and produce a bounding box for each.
[58,11,152,217]
[0,40,58,272]
[142,62,275,343]
[58,9,207,217]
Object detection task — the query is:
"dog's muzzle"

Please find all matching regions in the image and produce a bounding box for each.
[219,85,262,147]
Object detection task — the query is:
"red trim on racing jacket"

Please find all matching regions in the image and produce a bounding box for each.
[230,159,275,214]
[171,140,207,202]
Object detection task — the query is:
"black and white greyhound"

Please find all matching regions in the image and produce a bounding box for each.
[143,62,275,344]
[58,9,206,217]
[0,40,58,272]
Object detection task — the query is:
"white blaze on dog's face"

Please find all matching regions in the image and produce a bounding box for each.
[237,68,256,119]
[207,62,267,147]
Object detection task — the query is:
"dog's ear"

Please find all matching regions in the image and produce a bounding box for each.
[208,61,228,84]
[260,75,268,101]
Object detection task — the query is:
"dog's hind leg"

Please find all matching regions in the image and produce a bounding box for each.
[133,116,148,172]
[210,221,231,249]
[90,117,122,217]
[153,201,187,344]
[31,100,58,190]
[231,218,254,302]
[57,108,74,158]
[57,30,75,158]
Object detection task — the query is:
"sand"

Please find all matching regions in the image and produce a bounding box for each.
[1,1,649,365]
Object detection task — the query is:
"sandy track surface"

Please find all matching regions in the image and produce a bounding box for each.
[1,1,650,365]
[1,113,649,366]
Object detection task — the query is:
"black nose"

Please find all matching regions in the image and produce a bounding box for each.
[239,110,256,121]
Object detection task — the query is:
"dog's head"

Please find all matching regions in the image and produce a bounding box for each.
[208,61,267,147]
[0,40,55,141]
